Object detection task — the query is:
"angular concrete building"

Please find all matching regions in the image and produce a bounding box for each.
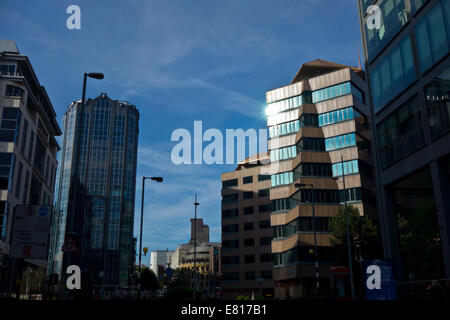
[265,60,376,299]
[221,153,274,299]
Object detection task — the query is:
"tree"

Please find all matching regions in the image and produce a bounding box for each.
[139,266,159,291]
[397,202,444,280]
[329,205,382,297]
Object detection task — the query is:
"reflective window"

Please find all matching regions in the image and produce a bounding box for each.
[411,0,429,14]
[265,92,312,116]
[0,107,21,143]
[424,67,450,138]
[5,85,24,98]
[332,160,359,177]
[325,133,356,151]
[377,95,425,167]
[0,153,15,190]
[370,35,416,113]
[364,0,408,61]
[415,1,450,73]
[319,107,358,126]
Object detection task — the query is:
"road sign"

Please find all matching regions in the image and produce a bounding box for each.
[61,236,78,252]
[10,205,51,259]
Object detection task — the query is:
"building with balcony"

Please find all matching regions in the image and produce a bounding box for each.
[220,153,275,299]
[265,59,376,299]
[0,40,61,291]
[47,93,139,292]
[358,0,450,282]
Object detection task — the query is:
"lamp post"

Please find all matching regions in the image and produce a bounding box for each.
[192,194,199,300]
[333,154,356,300]
[63,72,103,298]
[295,183,319,295]
[138,176,163,299]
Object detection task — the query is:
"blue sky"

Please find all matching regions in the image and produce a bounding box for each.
[1,0,363,265]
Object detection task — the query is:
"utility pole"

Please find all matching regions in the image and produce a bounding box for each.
[341,154,356,300]
[192,194,199,300]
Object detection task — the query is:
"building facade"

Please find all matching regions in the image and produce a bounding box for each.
[48,93,139,291]
[171,218,221,296]
[221,153,275,299]
[265,60,376,299]
[358,0,450,281]
[0,40,61,291]
[150,249,174,278]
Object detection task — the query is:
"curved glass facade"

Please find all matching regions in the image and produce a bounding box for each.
[48,94,139,289]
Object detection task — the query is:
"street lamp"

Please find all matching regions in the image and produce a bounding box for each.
[294,183,319,295]
[138,176,163,299]
[333,153,356,300]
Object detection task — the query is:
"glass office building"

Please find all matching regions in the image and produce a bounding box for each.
[359,0,450,282]
[48,93,139,291]
[265,60,376,299]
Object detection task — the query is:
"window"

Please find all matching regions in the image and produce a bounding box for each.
[33,137,46,173]
[364,0,408,61]
[14,161,23,199]
[258,174,271,181]
[297,138,325,152]
[258,203,272,213]
[23,170,29,203]
[243,191,253,200]
[424,68,450,138]
[223,208,239,218]
[5,85,24,98]
[274,217,332,239]
[259,220,271,229]
[243,206,254,215]
[319,107,356,126]
[222,272,239,281]
[20,119,28,155]
[223,224,239,233]
[222,256,239,265]
[261,270,272,279]
[0,64,16,75]
[242,176,253,184]
[325,133,356,151]
[223,239,239,249]
[244,255,255,263]
[244,222,254,231]
[244,238,255,247]
[0,107,21,143]
[271,171,295,187]
[370,35,416,113]
[416,1,450,73]
[0,201,9,240]
[260,254,273,263]
[28,130,35,162]
[339,188,362,203]
[258,188,269,197]
[259,236,272,246]
[270,145,297,162]
[312,82,363,103]
[272,198,296,212]
[411,0,429,14]
[377,95,425,167]
[265,92,312,116]
[222,178,238,189]
[0,153,15,190]
[245,271,256,280]
[332,160,360,177]
[222,193,238,204]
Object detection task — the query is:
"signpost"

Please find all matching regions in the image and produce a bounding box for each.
[10,205,51,259]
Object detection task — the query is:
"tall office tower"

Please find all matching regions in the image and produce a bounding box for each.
[358,0,450,282]
[265,60,375,299]
[221,153,274,299]
[48,93,139,291]
[0,40,61,289]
